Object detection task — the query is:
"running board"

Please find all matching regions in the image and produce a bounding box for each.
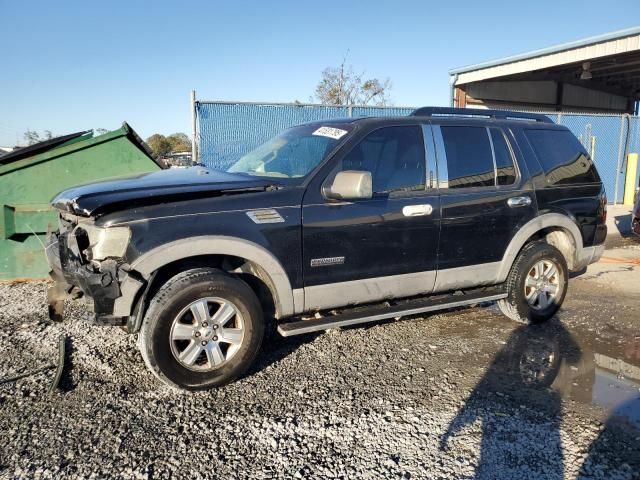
[277,288,507,337]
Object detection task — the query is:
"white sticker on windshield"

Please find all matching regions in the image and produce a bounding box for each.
[312,126,348,140]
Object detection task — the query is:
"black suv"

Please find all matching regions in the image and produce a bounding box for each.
[46,108,607,390]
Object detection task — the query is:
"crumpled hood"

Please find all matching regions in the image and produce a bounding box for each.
[51,167,278,217]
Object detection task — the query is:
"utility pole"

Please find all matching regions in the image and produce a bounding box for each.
[191,90,197,165]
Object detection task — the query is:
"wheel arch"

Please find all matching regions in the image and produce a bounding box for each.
[497,213,583,282]
[114,236,297,322]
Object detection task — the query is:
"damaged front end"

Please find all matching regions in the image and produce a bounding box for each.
[46,212,131,325]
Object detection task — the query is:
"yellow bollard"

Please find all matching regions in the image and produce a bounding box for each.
[623,153,639,206]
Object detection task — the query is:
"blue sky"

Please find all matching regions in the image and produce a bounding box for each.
[0,0,638,145]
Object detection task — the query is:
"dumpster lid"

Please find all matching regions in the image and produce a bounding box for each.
[0,131,91,166]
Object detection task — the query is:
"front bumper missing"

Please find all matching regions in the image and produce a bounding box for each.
[46,232,125,325]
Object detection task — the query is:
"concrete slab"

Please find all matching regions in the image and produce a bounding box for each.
[575,246,640,297]
[606,205,633,237]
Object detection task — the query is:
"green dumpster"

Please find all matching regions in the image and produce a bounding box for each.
[0,123,163,280]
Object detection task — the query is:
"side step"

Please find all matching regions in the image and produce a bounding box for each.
[277,287,507,337]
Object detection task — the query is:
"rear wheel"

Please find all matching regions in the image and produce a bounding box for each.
[498,242,568,324]
[138,268,264,390]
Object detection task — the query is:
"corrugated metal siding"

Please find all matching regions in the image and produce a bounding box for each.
[455,32,640,85]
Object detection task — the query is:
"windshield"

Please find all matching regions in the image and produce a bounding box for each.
[227,124,352,180]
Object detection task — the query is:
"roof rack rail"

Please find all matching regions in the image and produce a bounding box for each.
[410,107,553,123]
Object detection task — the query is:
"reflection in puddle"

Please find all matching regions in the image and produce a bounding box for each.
[591,368,640,426]
[477,317,640,428]
[556,327,640,428]
[442,317,640,477]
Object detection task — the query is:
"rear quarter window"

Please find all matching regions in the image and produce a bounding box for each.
[524,129,600,185]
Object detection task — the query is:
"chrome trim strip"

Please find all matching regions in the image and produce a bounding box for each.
[486,126,498,186]
[421,124,438,190]
[432,126,449,189]
[246,209,285,224]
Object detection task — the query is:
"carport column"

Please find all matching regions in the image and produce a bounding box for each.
[191,90,198,164]
[613,115,627,205]
[449,74,458,107]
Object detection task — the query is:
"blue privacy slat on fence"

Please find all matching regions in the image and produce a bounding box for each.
[197,102,640,203]
[351,106,415,117]
[557,114,625,201]
[197,103,348,171]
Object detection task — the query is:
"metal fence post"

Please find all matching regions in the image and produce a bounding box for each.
[191,90,198,164]
[613,115,626,205]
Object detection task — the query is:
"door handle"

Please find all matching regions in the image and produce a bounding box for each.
[402,204,433,217]
[507,196,532,208]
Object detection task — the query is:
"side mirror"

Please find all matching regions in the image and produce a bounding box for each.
[325,170,372,200]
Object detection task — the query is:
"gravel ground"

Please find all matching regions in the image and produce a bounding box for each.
[1,267,640,479]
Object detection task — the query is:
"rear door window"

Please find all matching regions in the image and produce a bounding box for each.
[440,126,494,188]
[524,129,600,185]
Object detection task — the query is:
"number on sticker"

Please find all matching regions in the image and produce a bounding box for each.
[312,126,348,140]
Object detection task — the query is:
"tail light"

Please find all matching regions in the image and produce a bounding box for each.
[599,191,607,224]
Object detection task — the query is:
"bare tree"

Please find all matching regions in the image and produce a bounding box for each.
[22,129,55,145]
[314,54,392,106]
[23,130,40,145]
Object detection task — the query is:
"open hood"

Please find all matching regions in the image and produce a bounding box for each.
[51,167,279,217]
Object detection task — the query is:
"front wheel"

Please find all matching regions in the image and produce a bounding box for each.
[138,268,264,390]
[498,242,568,324]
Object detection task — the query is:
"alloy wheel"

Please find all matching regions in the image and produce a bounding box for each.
[169,297,245,371]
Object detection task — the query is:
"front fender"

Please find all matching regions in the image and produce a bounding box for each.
[113,235,297,319]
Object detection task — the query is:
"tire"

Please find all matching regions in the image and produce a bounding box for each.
[138,268,264,390]
[497,242,568,324]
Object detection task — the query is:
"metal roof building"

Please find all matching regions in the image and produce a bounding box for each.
[450,27,640,113]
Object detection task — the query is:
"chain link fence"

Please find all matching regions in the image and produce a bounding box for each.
[195,100,640,203]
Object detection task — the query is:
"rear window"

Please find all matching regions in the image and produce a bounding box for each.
[441,126,495,188]
[524,129,600,185]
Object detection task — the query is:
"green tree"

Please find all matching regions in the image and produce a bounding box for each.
[314,55,392,106]
[145,134,172,157]
[166,133,191,152]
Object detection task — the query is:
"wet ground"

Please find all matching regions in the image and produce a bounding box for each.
[1,238,639,479]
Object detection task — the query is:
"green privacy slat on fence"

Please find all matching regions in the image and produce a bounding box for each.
[196,102,640,203]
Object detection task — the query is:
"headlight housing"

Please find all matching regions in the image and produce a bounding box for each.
[73,223,131,262]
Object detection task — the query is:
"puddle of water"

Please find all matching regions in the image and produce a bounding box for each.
[591,368,640,426]
[457,315,640,429]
